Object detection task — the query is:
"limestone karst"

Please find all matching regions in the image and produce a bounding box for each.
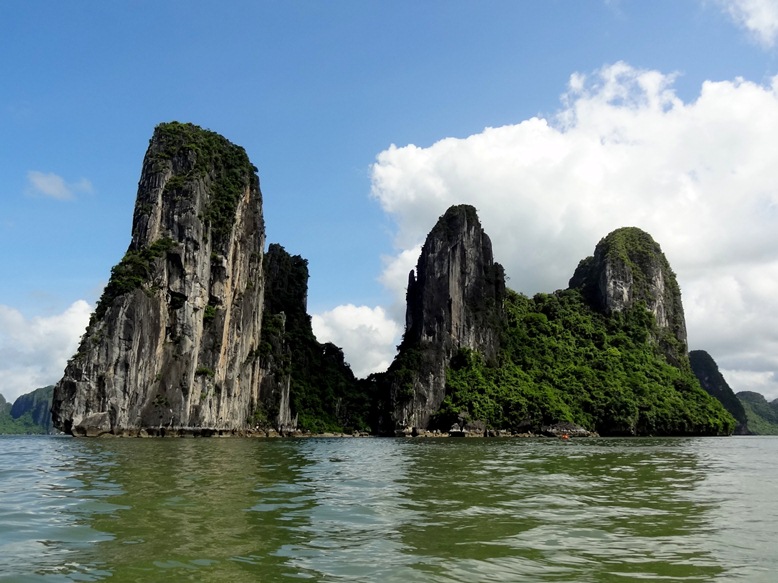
[690,350,749,434]
[50,122,735,438]
[388,204,505,431]
[569,227,688,368]
[53,122,266,436]
[385,213,734,436]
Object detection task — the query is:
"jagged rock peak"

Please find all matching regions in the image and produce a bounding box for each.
[405,204,505,356]
[258,243,362,434]
[569,227,687,364]
[52,122,266,436]
[257,243,311,432]
[263,243,309,321]
[391,204,505,430]
[131,121,261,252]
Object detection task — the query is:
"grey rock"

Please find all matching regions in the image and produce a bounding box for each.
[10,386,54,433]
[390,205,505,430]
[52,122,265,436]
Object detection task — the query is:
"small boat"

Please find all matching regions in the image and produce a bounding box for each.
[449,423,466,437]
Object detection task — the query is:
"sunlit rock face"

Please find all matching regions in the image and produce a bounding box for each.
[390,204,505,431]
[52,122,266,436]
[569,227,688,367]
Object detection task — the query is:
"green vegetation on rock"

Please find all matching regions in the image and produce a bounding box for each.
[259,244,372,433]
[0,387,54,434]
[151,121,258,249]
[383,211,732,436]
[91,237,177,323]
[569,227,688,367]
[690,350,749,434]
[432,289,733,436]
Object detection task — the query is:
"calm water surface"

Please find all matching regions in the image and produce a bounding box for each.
[0,435,776,582]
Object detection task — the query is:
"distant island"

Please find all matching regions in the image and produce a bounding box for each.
[0,386,54,434]
[25,121,767,438]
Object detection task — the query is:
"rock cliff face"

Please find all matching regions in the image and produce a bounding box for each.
[689,350,748,434]
[52,122,265,436]
[256,244,303,432]
[258,244,364,433]
[569,227,688,366]
[390,205,505,431]
[11,386,54,433]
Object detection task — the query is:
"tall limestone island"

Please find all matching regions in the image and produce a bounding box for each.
[52,122,266,436]
[388,205,505,432]
[569,227,688,368]
[385,216,733,436]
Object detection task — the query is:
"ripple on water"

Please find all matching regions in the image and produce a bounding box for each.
[2,436,778,581]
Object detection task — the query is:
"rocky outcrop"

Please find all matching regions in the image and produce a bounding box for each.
[569,227,688,366]
[52,122,266,436]
[389,205,505,431]
[258,244,364,434]
[690,350,749,434]
[256,244,303,432]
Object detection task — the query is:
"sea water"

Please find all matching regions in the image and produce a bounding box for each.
[1,435,776,582]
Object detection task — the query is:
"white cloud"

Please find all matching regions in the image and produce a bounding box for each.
[26,171,93,200]
[378,246,422,322]
[0,301,91,404]
[720,369,778,400]
[712,0,778,47]
[369,62,778,400]
[311,304,402,378]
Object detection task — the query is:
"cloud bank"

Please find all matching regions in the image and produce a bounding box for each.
[328,61,778,399]
[312,305,402,378]
[0,301,91,404]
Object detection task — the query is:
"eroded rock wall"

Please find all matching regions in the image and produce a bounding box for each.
[52,122,265,436]
[390,205,505,430]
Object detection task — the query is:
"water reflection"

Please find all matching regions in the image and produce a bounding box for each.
[396,438,726,582]
[269,438,419,580]
[86,439,318,581]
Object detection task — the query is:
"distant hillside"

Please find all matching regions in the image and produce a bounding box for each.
[690,350,749,434]
[11,386,55,433]
[737,391,778,435]
[0,387,53,434]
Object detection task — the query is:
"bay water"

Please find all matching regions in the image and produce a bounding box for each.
[1,435,776,582]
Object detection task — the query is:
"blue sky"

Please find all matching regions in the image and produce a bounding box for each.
[3,0,778,403]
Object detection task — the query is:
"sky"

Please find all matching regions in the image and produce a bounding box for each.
[2,0,778,404]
